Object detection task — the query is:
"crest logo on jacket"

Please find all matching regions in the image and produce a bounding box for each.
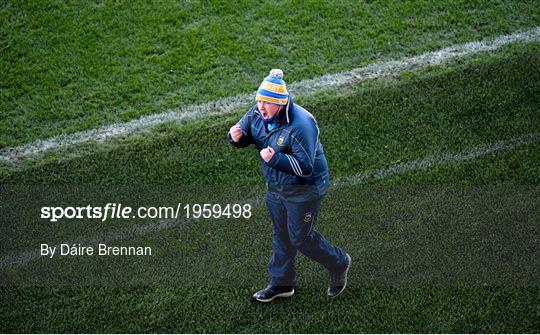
[277,136,285,146]
[303,212,312,223]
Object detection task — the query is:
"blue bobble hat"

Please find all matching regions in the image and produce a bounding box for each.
[256,69,289,105]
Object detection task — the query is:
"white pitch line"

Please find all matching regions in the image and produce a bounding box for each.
[333,132,540,187]
[1,27,539,164]
[1,132,538,270]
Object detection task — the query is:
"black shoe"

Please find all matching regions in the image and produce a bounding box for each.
[252,286,295,303]
[327,253,351,298]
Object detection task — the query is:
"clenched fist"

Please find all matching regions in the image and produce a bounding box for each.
[260,146,275,163]
[229,124,243,142]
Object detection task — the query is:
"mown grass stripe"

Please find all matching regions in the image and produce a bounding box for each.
[333,133,540,187]
[1,132,538,270]
[1,27,539,165]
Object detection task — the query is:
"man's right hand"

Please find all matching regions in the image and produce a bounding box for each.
[229,124,243,142]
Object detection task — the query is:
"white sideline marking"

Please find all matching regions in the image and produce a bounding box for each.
[1,27,539,164]
[1,132,538,269]
[333,133,540,187]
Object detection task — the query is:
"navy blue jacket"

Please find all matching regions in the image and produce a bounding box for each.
[228,98,329,202]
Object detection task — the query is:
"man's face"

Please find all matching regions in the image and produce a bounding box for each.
[258,100,282,119]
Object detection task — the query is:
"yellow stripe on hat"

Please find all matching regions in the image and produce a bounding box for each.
[260,81,288,94]
[256,93,288,105]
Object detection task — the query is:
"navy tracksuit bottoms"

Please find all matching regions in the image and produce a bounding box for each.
[265,191,348,287]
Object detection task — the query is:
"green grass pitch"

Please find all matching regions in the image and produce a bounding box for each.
[0,1,539,333]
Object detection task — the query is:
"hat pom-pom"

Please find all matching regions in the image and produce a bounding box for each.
[269,68,284,79]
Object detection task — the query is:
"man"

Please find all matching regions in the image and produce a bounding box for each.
[228,69,351,302]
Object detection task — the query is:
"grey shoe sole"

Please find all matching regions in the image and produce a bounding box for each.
[253,289,295,303]
[327,253,351,298]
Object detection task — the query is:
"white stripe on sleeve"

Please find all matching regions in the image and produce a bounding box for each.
[286,154,304,176]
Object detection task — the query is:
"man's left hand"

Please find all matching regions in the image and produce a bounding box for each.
[260,146,275,163]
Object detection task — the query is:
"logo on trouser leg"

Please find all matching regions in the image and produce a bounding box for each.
[303,212,312,223]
